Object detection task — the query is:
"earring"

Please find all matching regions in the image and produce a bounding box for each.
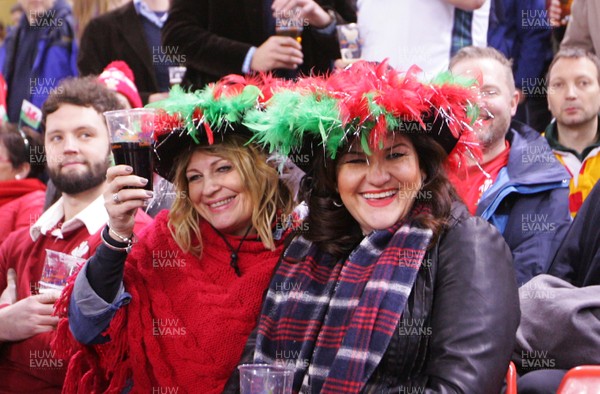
[15,174,22,180]
[333,198,343,208]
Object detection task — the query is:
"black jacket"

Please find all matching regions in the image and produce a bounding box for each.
[549,180,600,287]
[226,203,520,393]
[77,2,160,104]
[162,0,356,88]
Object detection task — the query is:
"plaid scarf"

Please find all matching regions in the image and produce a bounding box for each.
[254,210,433,393]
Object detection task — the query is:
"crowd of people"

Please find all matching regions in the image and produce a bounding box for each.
[0,0,599,393]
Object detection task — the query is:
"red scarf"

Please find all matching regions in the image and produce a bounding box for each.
[53,211,287,393]
[0,178,46,207]
[448,141,510,214]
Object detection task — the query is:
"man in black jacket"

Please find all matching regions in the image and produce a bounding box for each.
[78,0,172,104]
[162,0,356,88]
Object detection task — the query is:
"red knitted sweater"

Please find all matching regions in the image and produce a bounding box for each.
[56,210,286,394]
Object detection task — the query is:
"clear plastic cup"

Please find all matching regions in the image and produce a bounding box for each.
[104,108,156,191]
[238,364,293,394]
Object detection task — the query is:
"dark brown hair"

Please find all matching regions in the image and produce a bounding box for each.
[302,133,457,258]
[42,76,124,126]
[0,123,45,180]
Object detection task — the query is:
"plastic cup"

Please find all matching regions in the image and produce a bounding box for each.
[38,250,84,294]
[275,8,304,43]
[104,108,156,191]
[238,364,293,394]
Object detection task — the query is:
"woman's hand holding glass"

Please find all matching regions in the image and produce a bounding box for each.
[104,165,153,242]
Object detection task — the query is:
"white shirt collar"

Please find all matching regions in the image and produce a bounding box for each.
[133,0,169,28]
[30,194,108,241]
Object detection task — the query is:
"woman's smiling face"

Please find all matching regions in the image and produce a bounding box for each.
[186,150,253,236]
[336,134,424,234]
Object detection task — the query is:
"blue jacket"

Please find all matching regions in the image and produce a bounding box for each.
[0,0,78,122]
[488,0,553,90]
[476,121,571,285]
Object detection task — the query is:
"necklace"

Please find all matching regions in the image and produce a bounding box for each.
[211,225,253,276]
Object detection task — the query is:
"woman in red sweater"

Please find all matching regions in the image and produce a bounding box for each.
[54,77,296,393]
[0,123,46,243]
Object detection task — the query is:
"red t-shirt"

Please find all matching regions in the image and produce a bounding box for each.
[450,141,511,214]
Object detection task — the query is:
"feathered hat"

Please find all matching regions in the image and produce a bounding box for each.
[244,60,481,173]
[147,74,285,180]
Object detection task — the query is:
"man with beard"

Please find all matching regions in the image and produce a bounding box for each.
[544,47,600,217]
[448,46,572,286]
[0,77,152,393]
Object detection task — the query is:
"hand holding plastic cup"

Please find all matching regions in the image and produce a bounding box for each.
[104,108,156,191]
[238,364,293,394]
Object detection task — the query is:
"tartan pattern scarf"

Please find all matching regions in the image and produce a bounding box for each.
[254,211,433,393]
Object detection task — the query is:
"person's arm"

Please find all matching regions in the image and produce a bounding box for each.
[561,0,594,51]
[68,239,131,345]
[444,0,486,11]
[69,165,152,344]
[514,275,600,369]
[423,214,520,392]
[0,235,60,343]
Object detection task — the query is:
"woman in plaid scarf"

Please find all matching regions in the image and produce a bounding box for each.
[231,61,521,393]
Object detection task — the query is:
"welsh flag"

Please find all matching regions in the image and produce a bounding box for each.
[20,99,42,131]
